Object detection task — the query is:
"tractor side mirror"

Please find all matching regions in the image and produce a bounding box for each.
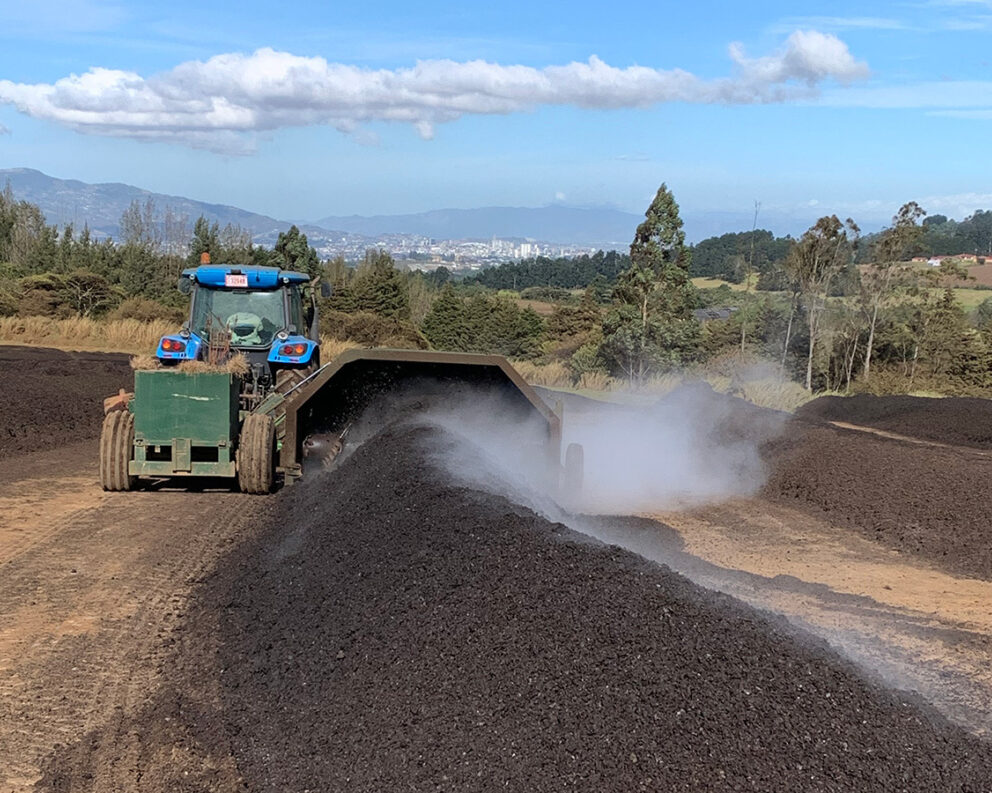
[178,276,193,295]
[320,282,332,298]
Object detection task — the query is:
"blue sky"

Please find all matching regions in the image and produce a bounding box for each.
[1,0,992,234]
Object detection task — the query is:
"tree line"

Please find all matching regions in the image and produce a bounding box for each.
[6,179,992,396]
[0,189,321,320]
[857,209,992,261]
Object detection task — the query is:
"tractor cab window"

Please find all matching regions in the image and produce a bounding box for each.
[287,286,305,334]
[191,287,286,347]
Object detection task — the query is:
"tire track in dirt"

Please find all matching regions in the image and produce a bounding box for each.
[0,444,108,567]
[0,459,258,791]
[829,420,992,456]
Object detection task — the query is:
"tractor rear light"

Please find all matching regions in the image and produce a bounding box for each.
[280,343,308,356]
[162,339,186,353]
[293,343,307,355]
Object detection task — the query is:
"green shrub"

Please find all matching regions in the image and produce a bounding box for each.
[321,309,428,350]
[110,297,184,324]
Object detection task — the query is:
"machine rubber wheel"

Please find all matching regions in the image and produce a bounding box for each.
[100,410,136,491]
[274,368,308,394]
[237,412,276,494]
[563,442,584,500]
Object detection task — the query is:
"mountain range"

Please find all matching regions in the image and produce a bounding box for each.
[0,168,642,248]
[0,167,824,249]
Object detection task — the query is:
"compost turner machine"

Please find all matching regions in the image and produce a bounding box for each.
[100,260,579,494]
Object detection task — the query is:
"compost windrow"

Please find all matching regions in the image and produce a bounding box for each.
[797,393,992,449]
[40,422,992,792]
[0,346,131,459]
[763,415,992,580]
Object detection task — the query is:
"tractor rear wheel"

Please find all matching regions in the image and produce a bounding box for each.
[237,412,275,494]
[100,410,136,491]
[274,367,312,395]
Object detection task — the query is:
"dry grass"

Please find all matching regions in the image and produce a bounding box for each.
[0,316,174,354]
[319,337,362,361]
[733,378,814,412]
[690,274,758,291]
[514,299,558,317]
[575,371,618,391]
[178,355,251,375]
[130,354,161,370]
[511,356,816,413]
[0,318,367,363]
[511,360,570,386]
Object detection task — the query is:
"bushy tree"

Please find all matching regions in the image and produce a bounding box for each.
[187,216,220,266]
[421,287,543,357]
[421,284,469,351]
[16,270,119,317]
[786,215,860,390]
[600,183,699,381]
[273,225,320,279]
[545,287,601,341]
[860,202,926,382]
[328,249,410,319]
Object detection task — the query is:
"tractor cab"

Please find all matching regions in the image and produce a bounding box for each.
[156,259,324,398]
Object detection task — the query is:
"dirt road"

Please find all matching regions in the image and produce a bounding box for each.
[0,441,257,791]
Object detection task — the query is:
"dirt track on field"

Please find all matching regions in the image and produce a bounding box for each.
[1,346,991,791]
[0,442,255,791]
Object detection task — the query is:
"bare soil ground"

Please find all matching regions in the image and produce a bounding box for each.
[2,348,991,791]
[0,348,259,791]
[640,500,992,738]
[957,262,992,286]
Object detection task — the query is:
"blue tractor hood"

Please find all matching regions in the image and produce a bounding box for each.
[182,265,311,289]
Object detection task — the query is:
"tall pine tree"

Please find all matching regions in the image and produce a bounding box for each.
[600,184,699,381]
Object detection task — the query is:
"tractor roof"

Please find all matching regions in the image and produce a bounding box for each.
[182,265,311,289]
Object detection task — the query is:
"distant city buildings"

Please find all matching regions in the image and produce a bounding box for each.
[279,229,605,273]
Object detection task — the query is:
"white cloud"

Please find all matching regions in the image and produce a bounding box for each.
[0,31,868,154]
[772,16,908,32]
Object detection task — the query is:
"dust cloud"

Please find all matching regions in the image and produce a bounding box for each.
[410,380,787,520]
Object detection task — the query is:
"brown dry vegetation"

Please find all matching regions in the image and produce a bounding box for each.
[0,316,174,354]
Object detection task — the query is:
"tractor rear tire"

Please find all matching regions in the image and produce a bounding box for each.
[100,410,136,491]
[237,412,275,494]
[274,366,313,395]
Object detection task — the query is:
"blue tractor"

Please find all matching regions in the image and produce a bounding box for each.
[155,258,326,402]
[101,255,577,496]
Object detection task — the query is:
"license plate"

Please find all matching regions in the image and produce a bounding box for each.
[225,274,248,288]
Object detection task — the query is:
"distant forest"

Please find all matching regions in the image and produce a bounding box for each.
[467,231,794,288]
[470,208,992,290]
[465,250,631,290]
[856,210,992,261]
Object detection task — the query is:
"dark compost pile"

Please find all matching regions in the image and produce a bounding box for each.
[0,346,131,459]
[41,422,992,791]
[763,415,992,581]
[797,393,992,449]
